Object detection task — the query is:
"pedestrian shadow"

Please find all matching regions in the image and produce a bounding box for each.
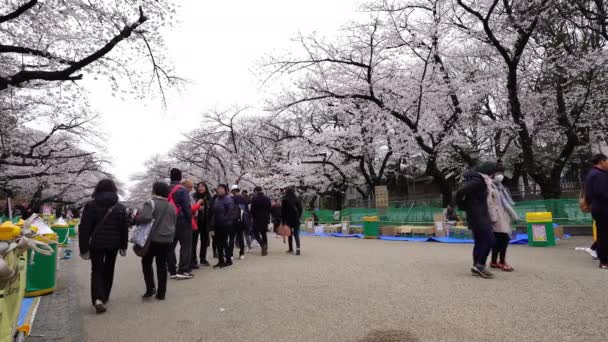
[357,329,419,342]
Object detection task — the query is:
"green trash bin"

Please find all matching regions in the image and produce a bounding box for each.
[25,233,58,297]
[526,212,556,247]
[51,224,70,246]
[363,216,379,239]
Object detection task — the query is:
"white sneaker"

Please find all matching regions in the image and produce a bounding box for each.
[239,255,245,260]
[587,248,598,260]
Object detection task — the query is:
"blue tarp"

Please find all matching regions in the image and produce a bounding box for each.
[17,298,35,327]
[302,232,570,244]
[378,236,429,242]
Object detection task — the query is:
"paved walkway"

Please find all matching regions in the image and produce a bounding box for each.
[66,235,605,342]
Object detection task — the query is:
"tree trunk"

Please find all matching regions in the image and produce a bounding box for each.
[538,176,562,199]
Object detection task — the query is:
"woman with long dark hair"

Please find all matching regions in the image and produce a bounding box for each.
[79,179,129,313]
[281,188,303,255]
[191,182,213,268]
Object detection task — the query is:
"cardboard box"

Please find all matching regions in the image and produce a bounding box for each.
[554,225,564,239]
[380,226,398,236]
[411,226,435,236]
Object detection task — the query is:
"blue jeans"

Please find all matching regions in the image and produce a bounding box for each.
[472,227,495,269]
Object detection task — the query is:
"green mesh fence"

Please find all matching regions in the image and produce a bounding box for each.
[303,199,592,226]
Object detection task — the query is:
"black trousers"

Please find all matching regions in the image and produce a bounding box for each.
[214,227,235,263]
[288,225,301,251]
[168,220,192,275]
[142,242,171,295]
[90,249,118,305]
[491,232,510,264]
[253,224,268,247]
[472,227,495,269]
[235,227,246,256]
[593,213,608,264]
[191,227,210,265]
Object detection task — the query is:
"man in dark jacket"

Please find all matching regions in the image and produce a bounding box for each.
[585,153,608,269]
[231,185,251,259]
[455,161,497,278]
[210,184,236,268]
[167,168,194,280]
[250,186,272,256]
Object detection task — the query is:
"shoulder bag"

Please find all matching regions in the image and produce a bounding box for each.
[89,205,116,247]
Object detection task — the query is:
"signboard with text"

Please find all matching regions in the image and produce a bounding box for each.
[375,186,389,208]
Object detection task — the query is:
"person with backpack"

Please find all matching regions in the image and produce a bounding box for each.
[455,161,497,279]
[133,181,177,300]
[79,179,129,314]
[210,184,236,268]
[584,153,608,269]
[167,168,194,280]
[282,188,303,255]
[250,186,272,256]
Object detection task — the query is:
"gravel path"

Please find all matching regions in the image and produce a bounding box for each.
[68,235,606,342]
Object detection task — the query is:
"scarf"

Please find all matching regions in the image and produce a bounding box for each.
[495,181,519,220]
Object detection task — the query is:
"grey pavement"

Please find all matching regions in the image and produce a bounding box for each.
[38,235,607,342]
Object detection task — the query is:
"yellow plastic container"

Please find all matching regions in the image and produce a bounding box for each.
[525,212,555,247]
[0,221,21,240]
[525,212,553,223]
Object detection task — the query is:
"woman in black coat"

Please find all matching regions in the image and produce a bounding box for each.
[281,188,303,255]
[191,182,213,268]
[79,179,129,314]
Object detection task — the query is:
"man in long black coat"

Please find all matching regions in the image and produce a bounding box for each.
[250,186,272,256]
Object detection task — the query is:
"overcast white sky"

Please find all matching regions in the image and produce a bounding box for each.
[84,0,361,187]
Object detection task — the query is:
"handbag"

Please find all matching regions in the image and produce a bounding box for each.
[278,224,292,237]
[131,200,155,247]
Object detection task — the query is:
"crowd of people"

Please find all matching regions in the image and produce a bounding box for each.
[72,154,608,313]
[77,168,303,314]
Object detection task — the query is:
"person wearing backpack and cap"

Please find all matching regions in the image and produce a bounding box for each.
[456,161,498,279]
[167,168,194,280]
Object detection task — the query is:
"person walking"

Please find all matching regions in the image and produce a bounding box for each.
[488,168,518,272]
[231,185,251,259]
[455,161,497,279]
[584,153,608,269]
[282,188,303,255]
[133,182,177,300]
[271,199,282,236]
[167,168,194,280]
[192,182,212,268]
[250,186,272,256]
[210,184,236,268]
[79,179,129,313]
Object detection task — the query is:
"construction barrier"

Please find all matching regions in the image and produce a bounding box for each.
[304,199,593,226]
